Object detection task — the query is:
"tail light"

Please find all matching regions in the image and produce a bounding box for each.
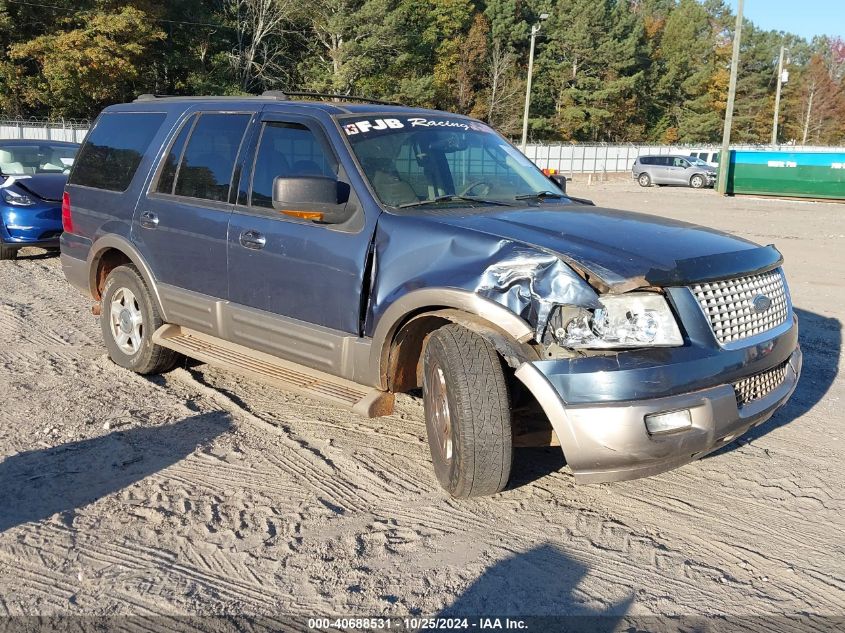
[61,191,74,233]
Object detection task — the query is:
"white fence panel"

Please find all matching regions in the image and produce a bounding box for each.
[1,119,90,144]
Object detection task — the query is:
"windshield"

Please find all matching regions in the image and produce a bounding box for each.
[689,156,709,166]
[0,143,78,176]
[341,115,565,208]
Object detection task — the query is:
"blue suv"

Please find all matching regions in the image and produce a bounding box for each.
[60,94,801,497]
[0,139,79,259]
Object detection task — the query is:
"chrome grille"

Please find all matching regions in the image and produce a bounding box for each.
[691,269,788,344]
[734,362,788,407]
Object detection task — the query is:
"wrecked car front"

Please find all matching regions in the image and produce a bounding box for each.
[365,205,800,483]
[339,112,800,483]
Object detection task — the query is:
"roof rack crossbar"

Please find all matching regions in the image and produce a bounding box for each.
[261,90,399,106]
[133,92,401,106]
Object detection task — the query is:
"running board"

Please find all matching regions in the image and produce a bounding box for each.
[152,324,394,418]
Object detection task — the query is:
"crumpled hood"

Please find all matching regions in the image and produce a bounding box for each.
[5,173,67,202]
[423,204,777,292]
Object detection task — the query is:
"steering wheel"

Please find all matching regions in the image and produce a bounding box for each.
[460,179,495,197]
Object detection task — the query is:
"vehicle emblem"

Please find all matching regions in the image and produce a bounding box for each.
[752,294,772,313]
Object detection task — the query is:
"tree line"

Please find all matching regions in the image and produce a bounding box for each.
[1,0,843,145]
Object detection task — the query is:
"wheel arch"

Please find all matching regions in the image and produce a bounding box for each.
[690,172,706,186]
[87,235,168,320]
[371,290,539,392]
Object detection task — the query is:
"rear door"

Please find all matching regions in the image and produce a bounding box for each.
[226,111,375,334]
[135,111,254,301]
[651,157,671,183]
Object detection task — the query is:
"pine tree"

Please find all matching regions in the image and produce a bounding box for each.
[535,0,646,142]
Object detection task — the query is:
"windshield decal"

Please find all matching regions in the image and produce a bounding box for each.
[344,119,405,135]
[343,117,492,136]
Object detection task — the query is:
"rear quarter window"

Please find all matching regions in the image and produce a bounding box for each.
[69,112,166,192]
[172,113,251,202]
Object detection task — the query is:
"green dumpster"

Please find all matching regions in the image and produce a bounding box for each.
[720,150,845,200]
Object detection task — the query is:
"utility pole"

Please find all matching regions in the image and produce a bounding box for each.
[717,0,744,195]
[771,45,786,145]
[520,13,549,152]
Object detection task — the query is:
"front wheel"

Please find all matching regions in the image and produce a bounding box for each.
[422,324,512,498]
[690,174,706,189]
[0,243,17,260]
[100,265,179,375]
[637,173,652,187]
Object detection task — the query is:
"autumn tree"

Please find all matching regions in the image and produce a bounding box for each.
[7,6,165,118]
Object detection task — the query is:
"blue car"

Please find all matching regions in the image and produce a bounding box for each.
[0,139,79,260]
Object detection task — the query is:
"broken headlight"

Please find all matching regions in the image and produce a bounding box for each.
[554,293,683,349]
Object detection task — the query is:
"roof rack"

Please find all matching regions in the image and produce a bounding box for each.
[134,92,400,106]
[262,90,400,106]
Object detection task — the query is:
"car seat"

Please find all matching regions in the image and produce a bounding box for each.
[363,158,418,206]
[0,150,26,176]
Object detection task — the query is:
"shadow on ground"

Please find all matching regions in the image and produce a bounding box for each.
[0,412,231,533]
[439,543,634,627]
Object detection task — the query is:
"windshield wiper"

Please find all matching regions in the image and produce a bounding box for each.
[514,190,567,201]
[398,195,513,209]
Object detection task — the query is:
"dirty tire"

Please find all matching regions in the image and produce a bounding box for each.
[100,264,179,375]
[690,174,705,189]
[0,243,17,260]
[638,173,652,187]
[422,324,512,498]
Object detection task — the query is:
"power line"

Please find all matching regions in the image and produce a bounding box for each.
[3,0,236,30]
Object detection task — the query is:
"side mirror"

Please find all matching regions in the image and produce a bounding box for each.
[272,176,352,224]
[549,173,567,193]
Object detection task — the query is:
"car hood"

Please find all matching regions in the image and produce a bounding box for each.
[421,204,780,292]
[4,173,67,202]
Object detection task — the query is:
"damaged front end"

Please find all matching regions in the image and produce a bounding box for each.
[474,250,601,343]
[367,210,800,484]
[474,252,688,360]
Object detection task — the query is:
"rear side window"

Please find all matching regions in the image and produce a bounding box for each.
[174,113,251,202]
[250,122,336,208]
[70,112,165,191]
[155,115,196,194]
[640,156,655,165]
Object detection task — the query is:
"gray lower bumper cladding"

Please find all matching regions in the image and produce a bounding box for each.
[515,347,802,484]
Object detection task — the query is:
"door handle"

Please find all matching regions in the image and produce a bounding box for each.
[140,211,159,229]
[239,230,266,250]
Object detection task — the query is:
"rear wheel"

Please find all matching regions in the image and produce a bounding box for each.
[0,243,17,260]
[690,174,706,189]
[422,324,512,498]
[637,173,652,187]
[100,265,179,375]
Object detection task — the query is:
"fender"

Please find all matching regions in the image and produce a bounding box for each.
[367,287,536,390]
[87,234,168,321]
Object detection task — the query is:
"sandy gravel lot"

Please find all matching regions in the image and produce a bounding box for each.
[0,180,842,626]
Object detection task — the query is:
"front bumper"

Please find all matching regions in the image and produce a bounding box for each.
[515,329,802,484]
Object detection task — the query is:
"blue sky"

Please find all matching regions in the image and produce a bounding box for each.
[726,0,844,40]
